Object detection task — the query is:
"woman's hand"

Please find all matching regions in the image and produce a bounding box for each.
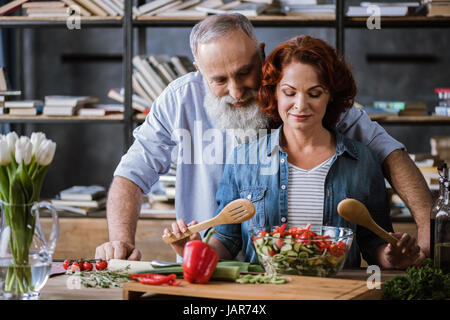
[163,219,202,257]
[376,232,426,270]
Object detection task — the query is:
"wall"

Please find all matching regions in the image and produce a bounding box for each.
[20,21,450,197]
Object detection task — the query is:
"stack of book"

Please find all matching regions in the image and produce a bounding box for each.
[4,100,44,116]
[425,0,450,17]
[23,1,70,18]
[372,101,428,116]
[43,95,99,116]
[434,88,450,116]
[108,54,194,113]
[51,185,107,215]
[280,0,335,18]
[346,1,421,17]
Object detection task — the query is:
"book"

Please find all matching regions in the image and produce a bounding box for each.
[60,185,106,201]
[431,136,450,164]
[0,0,29,15]
[140,0,183,16]
[346,5,410,17]
[73,0,108,16]
[427,3,450,16]
[107,88,150,114]
[137,0,178,15]
[158,8,207,16]
[0,90,21,96]
[0,67,10,91]
[102,0,123,15]
[9,106,43,116]
[163,0,201,12]
[51,197,107,208]
[44,95,99,107]
[119,88,152,109]
[22,1,66,8]
[230,2,270,16]
[170,56,195,75]
[148,55,178,84]
[61,0,93,16]
[78,103,124,116]
[92,0,117,16]
[133,72,157,102]
[43,106,77,116]
[5,100,43,108]
[27,12,70,17]
[132,55,166,94]
[25,7,69,14]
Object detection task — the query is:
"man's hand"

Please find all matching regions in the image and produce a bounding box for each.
[95,240,141,261]
[377,232,426,270]
[163,219,201,257]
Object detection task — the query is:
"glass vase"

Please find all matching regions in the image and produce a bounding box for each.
[0,201,59,300]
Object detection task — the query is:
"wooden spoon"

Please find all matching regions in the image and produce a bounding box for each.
[162,199,256,244]
[337,198,399,247]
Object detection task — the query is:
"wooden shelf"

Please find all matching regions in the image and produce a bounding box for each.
[369,114,450,124]
[134,15,336,27]
[0,114,125,123]
[0,16,122,27]
[345,16,450,28]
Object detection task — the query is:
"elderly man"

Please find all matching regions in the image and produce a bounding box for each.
[95,13,431,262]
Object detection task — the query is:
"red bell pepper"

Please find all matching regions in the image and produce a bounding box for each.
[182,228,219,284]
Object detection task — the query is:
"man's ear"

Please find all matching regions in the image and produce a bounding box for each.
[259,42,266,61]
[193,62,199,71]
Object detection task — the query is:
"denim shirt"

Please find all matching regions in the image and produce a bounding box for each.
[213,126,393,268]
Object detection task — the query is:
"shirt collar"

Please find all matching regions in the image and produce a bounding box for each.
[266,125,359,160]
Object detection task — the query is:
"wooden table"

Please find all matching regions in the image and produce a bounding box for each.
[40,267,405,300]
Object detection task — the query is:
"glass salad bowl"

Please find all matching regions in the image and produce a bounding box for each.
[250,225,354,277]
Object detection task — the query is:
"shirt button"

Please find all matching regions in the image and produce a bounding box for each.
[247,194,252,200]
[281,185,286,190]
[281,217,287,223]
[280,158,285,163]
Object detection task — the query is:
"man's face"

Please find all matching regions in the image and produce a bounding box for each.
[195,29,263,107]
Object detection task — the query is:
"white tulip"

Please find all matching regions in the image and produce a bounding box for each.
[30,132,47,156]
[35,139,56,166]
[6,132,18,155]
[0,139,10,166]
[15,136,33,165]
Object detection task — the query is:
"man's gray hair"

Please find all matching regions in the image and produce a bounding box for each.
[189,13,258,61]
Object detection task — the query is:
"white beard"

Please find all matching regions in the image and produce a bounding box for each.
[203,80,271,144]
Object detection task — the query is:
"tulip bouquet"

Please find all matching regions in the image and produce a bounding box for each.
[0,132,56,296]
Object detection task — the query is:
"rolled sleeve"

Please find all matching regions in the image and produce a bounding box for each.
[114,90,178,194]
[337,106,406,163]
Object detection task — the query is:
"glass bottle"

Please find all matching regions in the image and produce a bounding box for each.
[434,180,450,273]
[430,164,447,260]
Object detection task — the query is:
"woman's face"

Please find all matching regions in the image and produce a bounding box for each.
[276,61,331,132]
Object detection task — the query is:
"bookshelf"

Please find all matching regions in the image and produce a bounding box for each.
[1,0,450,150]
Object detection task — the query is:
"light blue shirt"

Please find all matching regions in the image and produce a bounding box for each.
[114,71,405,236]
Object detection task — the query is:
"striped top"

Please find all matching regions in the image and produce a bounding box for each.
[287,155,335,233]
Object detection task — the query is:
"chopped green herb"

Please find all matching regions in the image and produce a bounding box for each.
[235,273,289,284]
[67,266,131,288]
[383,259,450,300]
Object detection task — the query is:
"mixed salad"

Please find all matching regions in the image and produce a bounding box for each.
[251,224,350,277]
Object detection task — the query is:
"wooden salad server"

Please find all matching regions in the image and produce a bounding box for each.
[337,198,420,260]
[162,199,256,244]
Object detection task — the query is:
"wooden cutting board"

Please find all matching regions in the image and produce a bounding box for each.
[122,274,383,300]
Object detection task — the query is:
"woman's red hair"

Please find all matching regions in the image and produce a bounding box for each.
[258,35,357,129]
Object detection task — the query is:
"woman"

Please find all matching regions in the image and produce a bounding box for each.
[165,35,422,269]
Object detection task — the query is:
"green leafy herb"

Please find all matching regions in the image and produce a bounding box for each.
[383,259,450,300]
